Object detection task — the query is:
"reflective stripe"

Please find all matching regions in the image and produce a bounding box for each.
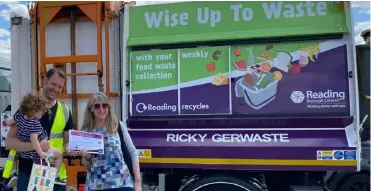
[2,149,16,178]
[7,155,15,160]
[61,102,69,125]
[50,133,64,139]
[50,101,69,179]
[3,102,70,179]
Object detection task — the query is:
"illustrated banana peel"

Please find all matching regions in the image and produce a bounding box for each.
[309,44,320,62]
[300,43,320,63]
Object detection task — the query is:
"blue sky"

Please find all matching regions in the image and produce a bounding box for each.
[0,1,369,71]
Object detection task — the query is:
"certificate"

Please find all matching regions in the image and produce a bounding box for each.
[68,130,104,154]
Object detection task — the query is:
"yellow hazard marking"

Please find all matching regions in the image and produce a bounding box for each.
[137,149,152,158]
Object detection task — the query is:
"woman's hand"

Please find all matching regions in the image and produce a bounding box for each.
[69,148,89,157]
[134,180,142,191]
[80,148,90,158]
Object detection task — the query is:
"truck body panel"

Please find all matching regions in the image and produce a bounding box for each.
[124,1,361,172]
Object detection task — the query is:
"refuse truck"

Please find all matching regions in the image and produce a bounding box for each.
[0,1,370,191]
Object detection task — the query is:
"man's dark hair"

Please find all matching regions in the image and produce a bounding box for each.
[45,68,66,79]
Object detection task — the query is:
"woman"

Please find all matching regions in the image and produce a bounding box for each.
[80,92,141,191]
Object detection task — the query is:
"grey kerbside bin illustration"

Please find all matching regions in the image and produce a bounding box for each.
[234,50,294,110]
[235,75,278,110]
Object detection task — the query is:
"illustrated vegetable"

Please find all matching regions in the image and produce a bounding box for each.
[234,48,241,57]
[206,62,216,72]
[289,64,301,74]
[273,71,283,81]
[212,50,222,61]
[266,44,274,51]
[299,57,309,68]
[243,73,255,86]
[246,46,255,66]
[258,62,272,72]
[259,53,272,60]
[234,60,247,71]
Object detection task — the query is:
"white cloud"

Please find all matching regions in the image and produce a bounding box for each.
[354,21,370,33]
[353,21,370,45]
[0,28,10,38]
[0,2,28,69]
[0,38,11,72]
[0,38,10,59]
[351,1,371,15]
[351,1,371,8]
[0,1,29,21]
[359,9,371,14]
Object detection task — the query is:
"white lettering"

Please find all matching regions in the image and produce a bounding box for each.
[230,4,253,21]
[212,133,289,143]
[181,103,210,111]
[181,50,209,59]
[262,2,328,19]
[262,2,283,19]
[144,10,189,28]
[166,134,207,143]
[306,90,345,100]
[197,7,221,27]
[316,2,327,16]
[144,12,163,28]
[166,133,290,143]
[304,2,315,16]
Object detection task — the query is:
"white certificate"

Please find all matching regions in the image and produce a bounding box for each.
[68,130,104,154]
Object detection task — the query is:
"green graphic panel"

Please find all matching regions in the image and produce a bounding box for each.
[129,1,347,46]
[131,49,178,91]
[180,46,229,83]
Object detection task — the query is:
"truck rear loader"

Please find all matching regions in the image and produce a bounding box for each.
[0,1,370,191]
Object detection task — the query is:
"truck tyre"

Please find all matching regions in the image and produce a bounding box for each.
[338,174,370,191]
[181,176,261,191]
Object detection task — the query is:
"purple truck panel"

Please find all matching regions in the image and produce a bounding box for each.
[128,43,357,171]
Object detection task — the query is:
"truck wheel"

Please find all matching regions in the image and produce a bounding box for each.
[181,176,261,191]
[338,174,370,191]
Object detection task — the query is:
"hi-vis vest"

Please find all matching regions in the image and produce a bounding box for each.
[2,102,70,180]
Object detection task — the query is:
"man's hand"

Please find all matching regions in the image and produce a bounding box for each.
[40,140,50,152]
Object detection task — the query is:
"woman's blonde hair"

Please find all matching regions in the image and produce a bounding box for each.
[82,92,118,134]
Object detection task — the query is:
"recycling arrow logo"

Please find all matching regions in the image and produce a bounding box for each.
[136,103,147,113]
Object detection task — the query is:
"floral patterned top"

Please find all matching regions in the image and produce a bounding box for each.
[85,124,136,190]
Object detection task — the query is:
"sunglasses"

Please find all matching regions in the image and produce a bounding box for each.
[93,103,109,110]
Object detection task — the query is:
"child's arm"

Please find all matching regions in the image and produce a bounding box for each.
[30,134,46,159]
[2,119,16,127]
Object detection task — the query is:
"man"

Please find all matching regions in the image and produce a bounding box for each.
[4,68,81,191]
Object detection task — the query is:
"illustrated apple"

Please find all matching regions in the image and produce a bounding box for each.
[206,62,216,72]
[289,64,301,74]
[234,48,241,57]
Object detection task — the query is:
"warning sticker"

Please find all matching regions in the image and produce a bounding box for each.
[317,150,357,161]
[137,149,152,158]
[317,150,333,160]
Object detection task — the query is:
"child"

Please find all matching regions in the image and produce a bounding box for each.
[3,92,65,185]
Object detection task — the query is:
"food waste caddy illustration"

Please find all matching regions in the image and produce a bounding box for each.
[234,44,320,110]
